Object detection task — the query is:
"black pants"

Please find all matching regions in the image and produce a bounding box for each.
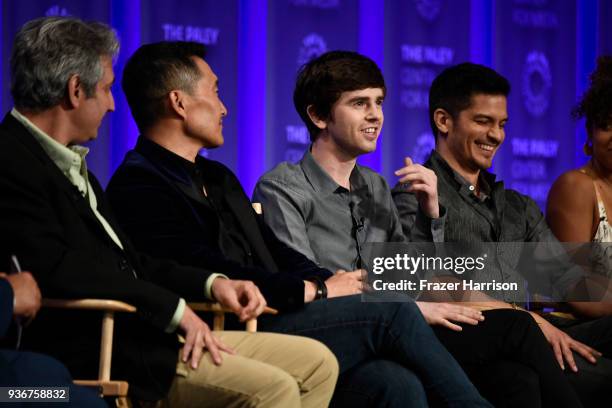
[545,314,612,408]
[434,309,583,408]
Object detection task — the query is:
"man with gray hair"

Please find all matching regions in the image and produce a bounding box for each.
[0,16,338,407]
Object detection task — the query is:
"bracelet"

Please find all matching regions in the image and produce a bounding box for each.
[310,276,328,300]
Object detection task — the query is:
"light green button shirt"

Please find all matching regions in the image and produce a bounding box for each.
[12,109,125,251]
[11,108,186,332]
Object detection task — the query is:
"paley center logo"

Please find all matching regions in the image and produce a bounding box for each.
[414,0,442,22]
[522,51,551,117]
[411,132,435,164]
[298,33,327,65]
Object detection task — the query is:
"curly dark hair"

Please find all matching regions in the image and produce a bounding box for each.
[573,56,612,133]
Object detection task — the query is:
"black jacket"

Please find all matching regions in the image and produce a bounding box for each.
[0,114,213,400]
[106,137,332,311]
[0,280,12,337]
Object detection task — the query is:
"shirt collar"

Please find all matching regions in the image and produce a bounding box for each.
[11,108,89,191]
[300,148,366,195]
[430,150,496,200]
[135,136,199,182]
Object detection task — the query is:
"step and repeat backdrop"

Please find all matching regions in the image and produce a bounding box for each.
[0,0,607,210]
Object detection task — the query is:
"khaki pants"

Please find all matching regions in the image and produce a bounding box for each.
[161,331,338,408]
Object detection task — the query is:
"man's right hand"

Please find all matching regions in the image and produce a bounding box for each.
[325,270,364,298]
[3,272,40,320]
[179,306,235,369]
[211,278,267,322]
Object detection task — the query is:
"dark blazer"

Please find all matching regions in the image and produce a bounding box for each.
[0,279,13,385]
[106,137,332,311]
[0,114,214,400]
[0,280,13,337]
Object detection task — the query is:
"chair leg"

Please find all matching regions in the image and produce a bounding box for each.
[246,319,257,333]
[213,312,224,330]
[100,311,114,381]
[115,396,131,408]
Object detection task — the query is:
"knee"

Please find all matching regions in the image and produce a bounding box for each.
[477,362,540,408]
[333,360,427,408]
[252,367,300,407]
[10,352,72,385]
[375,300,424,325]
[485,308,537,331]
[300,338,339,386]
[395,301,429,329]
[514,365,539,391]
[376,363,427,405]
[504,365,540,406]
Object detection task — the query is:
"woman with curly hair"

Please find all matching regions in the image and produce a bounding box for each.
[547,56,612,293]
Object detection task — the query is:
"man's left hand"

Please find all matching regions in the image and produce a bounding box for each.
[211,278,267,322]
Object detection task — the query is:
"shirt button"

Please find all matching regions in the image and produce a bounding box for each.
[469,185,475,191]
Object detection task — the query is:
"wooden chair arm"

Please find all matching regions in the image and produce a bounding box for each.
[42,298,137,313]
[188,302,278,332]
[188,302,278,315]
[43,299,278,315]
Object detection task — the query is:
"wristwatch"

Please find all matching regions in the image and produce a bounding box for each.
[310,276,328,300]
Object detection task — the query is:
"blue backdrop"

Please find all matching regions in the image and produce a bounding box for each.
[494,0,577,208]
[0,0,605,212]
[383,0,471,180]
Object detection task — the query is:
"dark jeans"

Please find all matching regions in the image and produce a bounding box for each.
[545,314,612,407]
[331,359,427,408]
[435,309,583,408]
[0,350,108,408]
[259,295,491,408]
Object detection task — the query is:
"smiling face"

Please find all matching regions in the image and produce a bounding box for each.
[183,57,227,148]
[437,93,508,177]
[316,87,384,158]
